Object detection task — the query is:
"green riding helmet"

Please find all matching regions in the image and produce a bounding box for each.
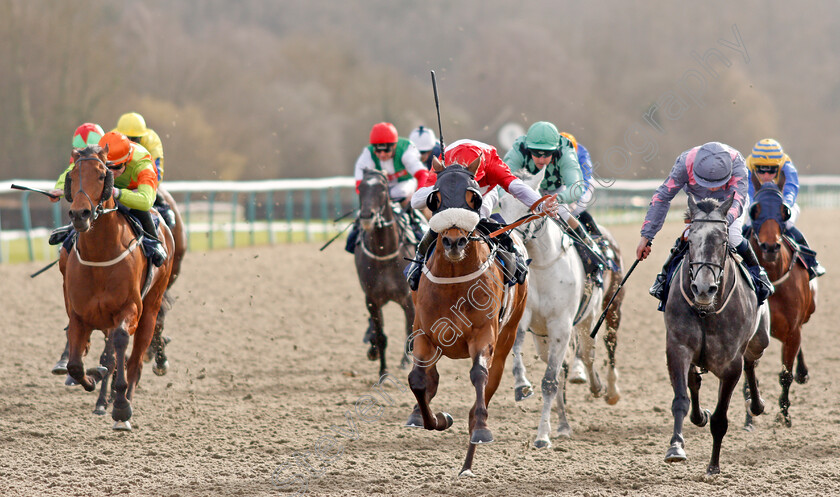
[525,121,560,151]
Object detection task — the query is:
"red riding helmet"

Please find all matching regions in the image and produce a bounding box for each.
[369,122,398,145]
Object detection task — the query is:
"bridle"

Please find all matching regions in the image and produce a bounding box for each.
[682,217,737,316]
[71,155,120,223]
[358,172,399,260]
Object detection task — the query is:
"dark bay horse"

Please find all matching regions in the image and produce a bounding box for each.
[354,168,415,376]
[406,158,527,476]
[664,195,770,474]
[60,145,174,430]
[747,182,817,428]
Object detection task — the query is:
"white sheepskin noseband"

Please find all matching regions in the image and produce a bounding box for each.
[429,208,480,233]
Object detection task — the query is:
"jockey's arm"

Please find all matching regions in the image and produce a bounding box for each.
[401,142,430,187]
[640,152,690,241]
[117,183,157,211]
[352,148,373,193]
[554,143,584,204]
[49,162,76,201]
[781,160,799,206]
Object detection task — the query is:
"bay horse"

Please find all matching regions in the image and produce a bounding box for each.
[499,169,620,448]
[51,186,186,415]
[747,182,817,428]
[405,158,527,476]
[60,145,174,430]
[664,195,770,474]
[354,168,415,376]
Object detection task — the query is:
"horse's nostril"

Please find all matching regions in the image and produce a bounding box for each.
[457,237,467,248]
[708,285,718,295]
[690,284,699,295]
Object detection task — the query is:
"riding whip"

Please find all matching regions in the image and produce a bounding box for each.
[319,222,355,251]
[431,70,445,159]
[11,184,60,199]
[333,207,358,223]
[30,258,59,278]
[589,241,650,338]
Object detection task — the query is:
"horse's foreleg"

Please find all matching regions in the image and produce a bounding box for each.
[151,292,172,376]
[603,321,621,405]
[406,334,451,432]
[576,321,603,398]
[778,333,801,427]
[536,320,572,447]
[707,363,742,475]
[52,333,70,376]
[512,324,534,402]
[743,325,769,430]
[111,326,133,430]
[665,348,691,463]
[66,317,97,392]
[460,346,493,477]
[366,300,388,376]
[94,335,115,416]
[795,342,809,384]
[687,365,709,427]
[399,297,415,370]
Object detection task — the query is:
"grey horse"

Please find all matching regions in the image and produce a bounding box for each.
[663,195,770,475]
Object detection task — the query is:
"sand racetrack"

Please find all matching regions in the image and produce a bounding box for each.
[1,210,839,497]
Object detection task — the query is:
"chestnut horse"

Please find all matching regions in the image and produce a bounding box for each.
[747,182,817,428]
[60,145,174,431]
[405,158,527,476]
[52,186,186,415]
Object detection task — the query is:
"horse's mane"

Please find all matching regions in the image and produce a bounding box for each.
[684,198,720,221]
[75,145,103,156]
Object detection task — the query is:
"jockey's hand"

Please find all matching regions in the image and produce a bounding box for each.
[48,189,63,202]
[534,194,560,218]
[636,237,652,260]
[112,188,122,200]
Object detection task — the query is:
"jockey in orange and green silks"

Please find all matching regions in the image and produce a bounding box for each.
[55,136,159,212]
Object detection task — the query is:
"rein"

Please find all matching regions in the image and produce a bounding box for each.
[488,195,553,238]
[73,155,119,222]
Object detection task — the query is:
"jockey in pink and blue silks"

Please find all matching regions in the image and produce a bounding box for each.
[635,142,774,308]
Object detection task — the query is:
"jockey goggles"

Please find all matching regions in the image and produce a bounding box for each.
[529,149,554,158]
[373,143,395,153]
[755,165,779,175]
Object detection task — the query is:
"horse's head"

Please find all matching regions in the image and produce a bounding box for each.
[358,168,390,232]
[748,183,789,262]
[66,145,116,232]
[686,194,733,307]
[426,156,482,262]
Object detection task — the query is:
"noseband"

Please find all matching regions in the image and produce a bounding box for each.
[686,218,728,288]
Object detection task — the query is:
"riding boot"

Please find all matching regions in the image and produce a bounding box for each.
[405,207,426,245]
[736,240,774,306]
[49,224,74,245]
[406,229,436,291]
[576,210,603,237]
[344,220,360,254]
[572,225,604,287]
[785,226,826,279]
[650,237,688,301]
[496,231,529,285]
[154,192,176,228]
[132,209,168,267]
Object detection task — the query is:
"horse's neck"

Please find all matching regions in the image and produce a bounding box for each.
[527,221,568,266]
[428,238,491,278]
[76,214,134,256]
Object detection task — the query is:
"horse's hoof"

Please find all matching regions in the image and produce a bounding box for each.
[742,422,755,432]
[470,428,493,445]
[692,409,711,428]
[458,469,475,478]
[112,404,132,423]
[93,405,107,416]
[569,362,587,384]
[750,398,765,417]
[439,412,454,430]
[514,384,534,402]
[113,420,132,431]
[664,445,687,463]
[534,439,551,449]
[605,392,621,405]
[795,373,809,384]
[64,375,79,386]
[399,355,411,370]
[87,366,108,381]
[52,360,68,376]
[706,464,721,475]
[153,360,169,376]
[366,346,379,361]
[405,411,423,428]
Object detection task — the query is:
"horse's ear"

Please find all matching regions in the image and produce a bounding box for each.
[71,148,82,161]
[432,156,444,172]
[749,202,760,220]
[777,169,787,191]
[687,194,698,218]
[718,192,735,217]
[467,157,480,176]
